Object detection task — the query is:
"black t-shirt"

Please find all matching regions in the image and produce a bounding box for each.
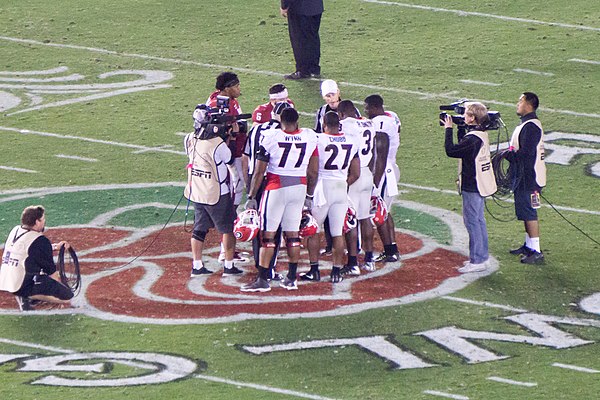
[444,127,483,193]
[25,235,57,277]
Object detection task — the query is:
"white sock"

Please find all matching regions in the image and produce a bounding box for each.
[525,233,531,248]
[220,241,225,254]
[224,260,234,269]
[529,237,541,252]
[193,260,204,270]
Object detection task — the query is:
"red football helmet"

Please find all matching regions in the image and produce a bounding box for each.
[369,196,388,227]
[299,211,318,238]
[343,206,358,234]
[233,209,260,241]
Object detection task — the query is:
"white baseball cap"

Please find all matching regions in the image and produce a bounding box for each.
[321,79,339,97]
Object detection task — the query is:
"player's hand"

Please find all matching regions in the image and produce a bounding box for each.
[280,7,288,18]
[245,198,257,210]
[304,195,313,211]
[372,185,382,197]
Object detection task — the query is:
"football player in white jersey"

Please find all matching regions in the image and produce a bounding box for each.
[241,108,319,292]
[337,100,377,274]
[301,111,360,283]
[364,94,401,263]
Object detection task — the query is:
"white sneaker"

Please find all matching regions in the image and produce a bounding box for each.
[458,262,487,273]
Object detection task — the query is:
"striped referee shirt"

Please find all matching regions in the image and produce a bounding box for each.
[244,119,281,175]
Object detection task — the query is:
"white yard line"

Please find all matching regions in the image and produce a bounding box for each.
[0,125,185,156]
[361,1,600,32]
[487,376,537,387]
[194,374,338,400]
[441,296,528,313]
[0,165,38,173]
[55,154,98,162]
[399,182,600,216]
[423,390,469,400]
[459,80,501,86]
[568,58,600,65]
[513,68,555,77]
[552,363,600,373]
[1,35,599,119]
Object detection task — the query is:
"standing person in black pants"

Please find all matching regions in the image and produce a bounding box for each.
[280,0,324,80]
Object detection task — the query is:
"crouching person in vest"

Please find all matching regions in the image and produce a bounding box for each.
[0,205,74,311]
[184,118,244,277]
[443,102,497,274]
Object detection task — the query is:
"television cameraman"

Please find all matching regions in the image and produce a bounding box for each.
[443,102,497,273]
[184,100,244,277]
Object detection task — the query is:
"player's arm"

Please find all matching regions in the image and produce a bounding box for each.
[347,154,360,187]
[306,150,319,197]
[373,131,389,187]
[247,144,270,200]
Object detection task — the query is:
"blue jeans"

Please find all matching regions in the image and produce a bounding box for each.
[462,191,489,264]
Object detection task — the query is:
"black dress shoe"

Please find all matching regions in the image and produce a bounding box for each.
[521,250,544,265]
[284,71,311,80]
[509,244,532,256]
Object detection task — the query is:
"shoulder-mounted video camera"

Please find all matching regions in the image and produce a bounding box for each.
[439,99,502,130]
[193,96,251,140]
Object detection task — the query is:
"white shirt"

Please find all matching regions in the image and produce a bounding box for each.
[340,117,374,168]
[372,111,401,166]
[315,131,358,180]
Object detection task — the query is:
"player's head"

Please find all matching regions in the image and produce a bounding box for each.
[21,205,46,231]
[280,108,299,131]
[321,79,340,108]
[323,111,340,134]
[364,94,384,118]
[268,83,289,105]
[272,101,293,122]
[215,72,241,98]
[517,92,539,116]
[337,100,359,120]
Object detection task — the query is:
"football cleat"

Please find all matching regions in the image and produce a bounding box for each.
[299,270,321,281]
[233,209,260,242]
[279,277,298,290]
[240,277,271,292]
[299,211,318,238]
[341,265,360,276]
[361,261,376,272]
[223,266,244,276]
[343,206,358,234]
[369,195,389,227]
[330,267,343,283]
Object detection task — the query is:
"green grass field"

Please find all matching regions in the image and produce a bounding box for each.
[1,1,600,399]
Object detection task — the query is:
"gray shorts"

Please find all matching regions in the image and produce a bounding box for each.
[194,194,236,234]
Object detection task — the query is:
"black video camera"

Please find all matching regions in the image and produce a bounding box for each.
[439,100,502,130]
[193,96,251,140]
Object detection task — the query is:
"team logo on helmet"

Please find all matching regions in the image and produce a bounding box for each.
[369,196,388,227]
[233,209,260,241]
[343,206,358,234]
[299,211,318,238]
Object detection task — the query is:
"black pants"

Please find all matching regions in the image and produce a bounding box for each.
[287,13,322,75]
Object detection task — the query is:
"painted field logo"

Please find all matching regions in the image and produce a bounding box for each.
[0,184,496,324]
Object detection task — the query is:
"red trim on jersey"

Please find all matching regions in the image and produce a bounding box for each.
[283,129,302,134]
[264,173,307,190]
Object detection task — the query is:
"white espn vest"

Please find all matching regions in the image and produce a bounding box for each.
[457,130,497,197]
[184,136,223,205]
[0,226,43,293]
[509,119,546,188]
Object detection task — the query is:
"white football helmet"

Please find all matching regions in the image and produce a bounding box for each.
[233,209,260,241]
[369,196,388,227]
